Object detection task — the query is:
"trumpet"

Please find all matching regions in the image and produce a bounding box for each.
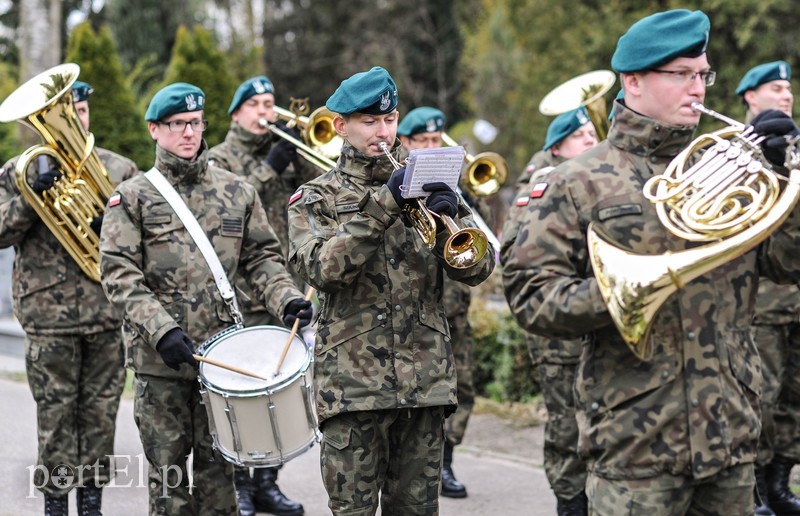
[379,142,489,269]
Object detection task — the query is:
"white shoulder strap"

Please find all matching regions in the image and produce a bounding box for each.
[144,168,242,324]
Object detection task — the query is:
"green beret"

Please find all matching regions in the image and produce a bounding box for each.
[611,9,710,73]
[145,82,205,122]
[227,75,275,115]
[71,81,93,103]
[544,107,591,151]
[397,106,445,136]
[736,61,792,95]
[326,66,398,116]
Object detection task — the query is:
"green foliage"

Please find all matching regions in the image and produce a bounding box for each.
[470,287,539,403]
[0,63,22,164]
[161,25,237,146]
[65,23,152,169]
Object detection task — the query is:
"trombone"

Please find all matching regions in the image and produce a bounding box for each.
[379,142,489,269]
[259,99,342,171]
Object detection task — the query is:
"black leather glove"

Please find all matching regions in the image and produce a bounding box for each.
[31,169,62,194]
[156,328,198,371]
[265,138,298,174]
[282,298,313,328]
[751,109,800,167]
[90,215,103,235]
[386,166,408,208]
[423,182,458,218]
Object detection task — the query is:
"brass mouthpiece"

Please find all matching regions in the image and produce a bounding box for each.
[258,118,268,129]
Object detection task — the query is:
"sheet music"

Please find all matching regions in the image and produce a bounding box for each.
[401,146,466,198]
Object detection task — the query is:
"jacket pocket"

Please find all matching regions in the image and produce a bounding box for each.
[316,302,388,355]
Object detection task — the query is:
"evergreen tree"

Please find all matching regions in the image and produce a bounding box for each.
[65,22,152,169]
[161,25,237,147]
[0,63,22,164]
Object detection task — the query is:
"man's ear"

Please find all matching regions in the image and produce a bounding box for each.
[333,116,347,138]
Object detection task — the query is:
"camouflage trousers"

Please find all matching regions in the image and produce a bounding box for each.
[586,463,755,515]
[445,312,474,446]
[25,330,125,496]
[528,335,587,500]
[753,322,800,464]
[133,374,236,515]
[320,407,445,515]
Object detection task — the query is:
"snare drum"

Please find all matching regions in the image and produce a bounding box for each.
[198,325,319,467]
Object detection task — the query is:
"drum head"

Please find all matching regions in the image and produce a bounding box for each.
[200,325,309,393]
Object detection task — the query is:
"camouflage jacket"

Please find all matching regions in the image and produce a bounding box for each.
[516,149,564,189]
[287,141,495,423]
[753,278,800,325]
[208,122,317,314]
[100,143,303,379]
[0,148,136,335]
[503,101,800,480]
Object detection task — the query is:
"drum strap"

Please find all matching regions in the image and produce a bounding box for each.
[144,168,243,325]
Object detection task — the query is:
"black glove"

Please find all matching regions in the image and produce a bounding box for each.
[386,166,408,208]
[751,109,800,167]
[90,215,103,235]
[265,138,298,174]
[423,182,458,218]
[31,169,62,194]
[156,328,198,371]
[282,298,313,329]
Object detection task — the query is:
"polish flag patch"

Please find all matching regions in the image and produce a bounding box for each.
[529,182,548,199]
[288,188,303,205]
[515,196,530,207]
[108,193,122,207]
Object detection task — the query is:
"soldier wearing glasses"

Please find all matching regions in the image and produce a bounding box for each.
[503,10,800,514]
[99,82,311,515]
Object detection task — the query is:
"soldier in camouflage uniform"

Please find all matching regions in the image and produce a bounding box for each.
[501,106,597,516]
[396,105,486,499]
[0,80,137,515]
[503,10,800,515]
[208,75,317,516]
[287,67,495,515]
[737,61,800,516]
[99,82,312,516]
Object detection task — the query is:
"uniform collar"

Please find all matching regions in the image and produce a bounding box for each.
[154,140,209,184]
[226,121,272,154]
[607,100,697,159]
[337,139,407,183]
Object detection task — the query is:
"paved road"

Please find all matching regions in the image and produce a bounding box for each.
[0,328,556,515]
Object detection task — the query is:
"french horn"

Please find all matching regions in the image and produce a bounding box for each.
[588,103,800,360]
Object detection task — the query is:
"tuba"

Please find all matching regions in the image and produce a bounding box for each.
[588,103,800,360]
[539,70,616,141]
[379,142,489,269]
[0,63,114,283]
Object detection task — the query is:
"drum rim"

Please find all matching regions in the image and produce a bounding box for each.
[198,325,312,395]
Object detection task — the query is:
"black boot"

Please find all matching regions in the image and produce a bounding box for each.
[767,457,800,515]
[234,468,257,516]
[556,491,588,516]
[756,465,776,516]
[44,494,68,516]
[76,486,103,516]
[441,441,467,498]
[254,467,304,515]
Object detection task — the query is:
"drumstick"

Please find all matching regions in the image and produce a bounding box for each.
[275,286,316,375]
[193,354,269,381]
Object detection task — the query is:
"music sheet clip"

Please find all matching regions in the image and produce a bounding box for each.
[401,146,466,199]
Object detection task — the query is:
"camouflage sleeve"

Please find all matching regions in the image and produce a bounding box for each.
[238,194,304,320]
[288,182,402,292]
[502,170,610,339]
[0,158,40,248]
[758,198,800,284]
[99,186,180,347]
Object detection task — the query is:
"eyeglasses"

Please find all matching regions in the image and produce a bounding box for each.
[649,69,716,87]
[159,119,208,133]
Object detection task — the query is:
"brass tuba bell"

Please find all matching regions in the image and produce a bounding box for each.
[539,70,616,141]
[0,63,115,282]
[588,104,800,360]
